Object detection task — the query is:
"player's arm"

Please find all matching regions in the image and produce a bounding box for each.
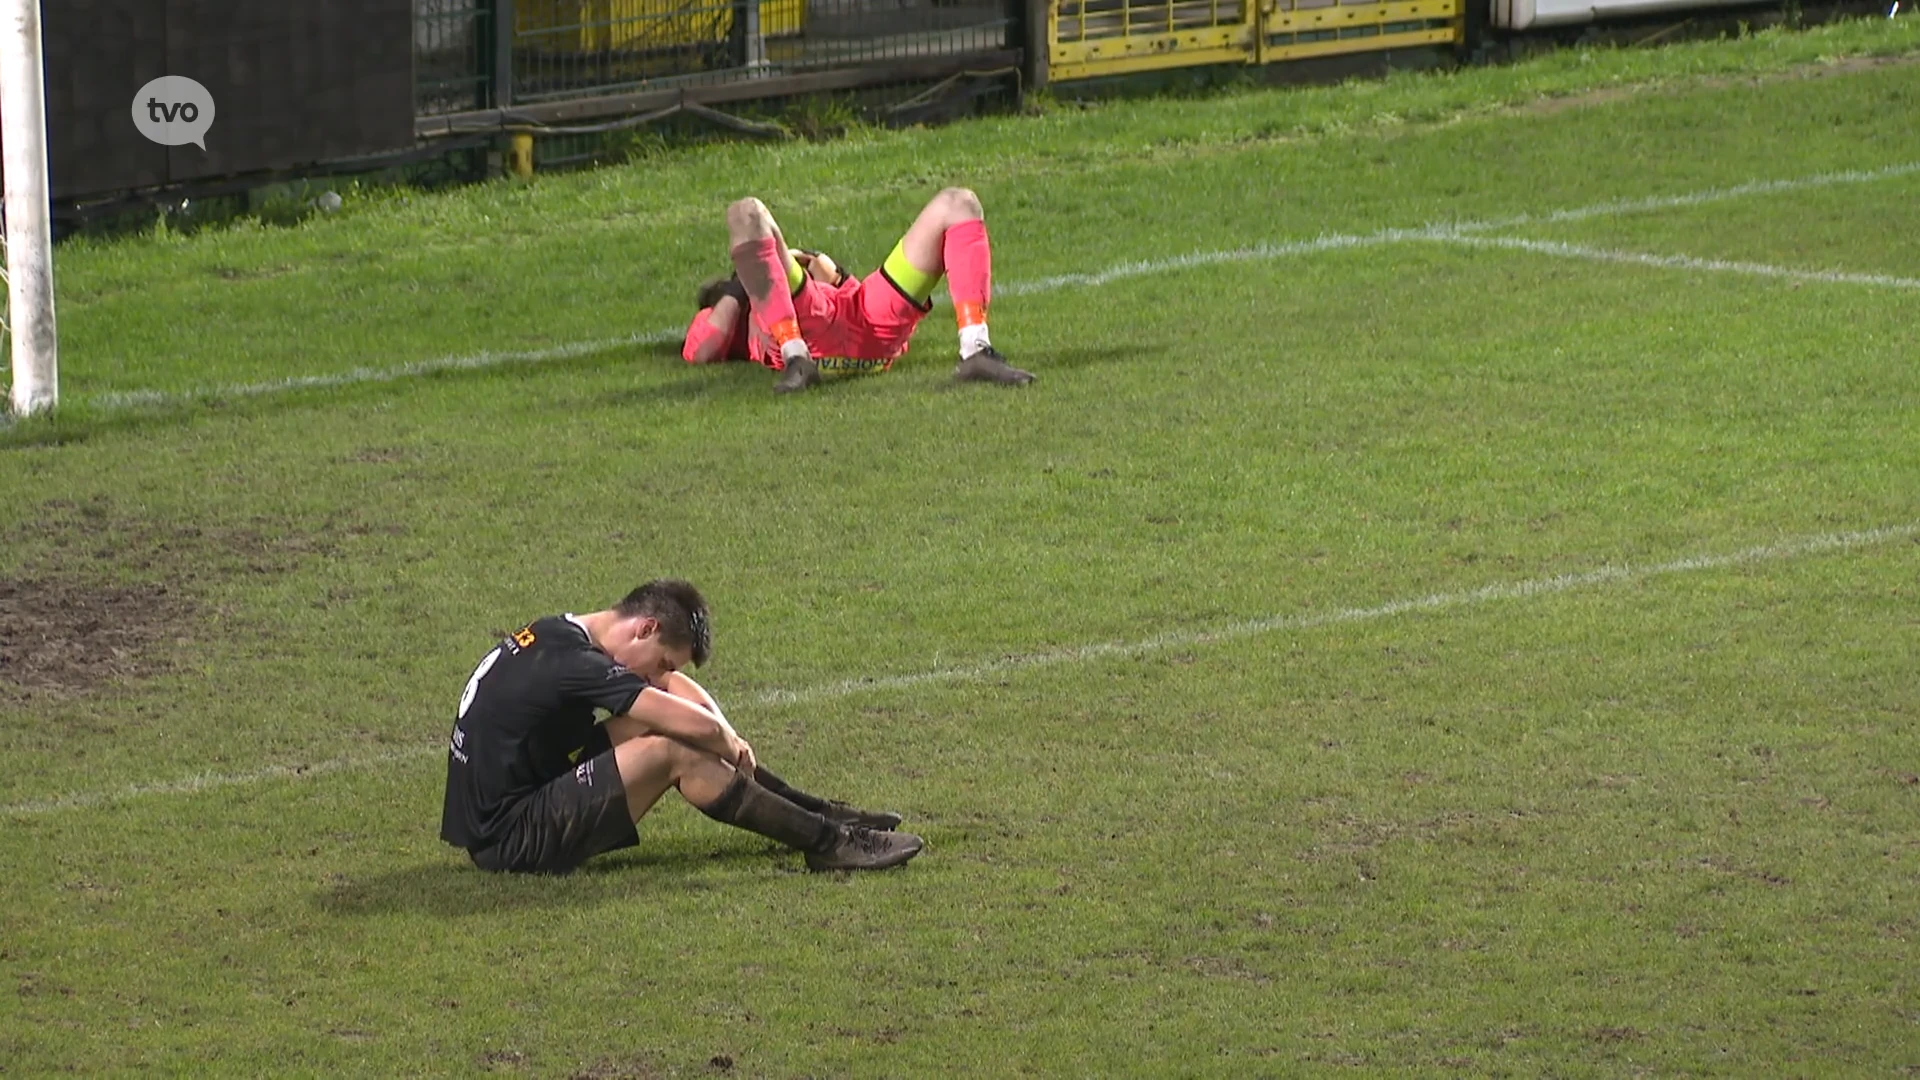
[621,684,745,764]
[652,672,756,773]
[687,296,745,365]
[792,247,848,287]
[659,671,725,722]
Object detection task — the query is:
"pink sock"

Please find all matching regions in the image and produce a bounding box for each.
[730,238,802,347]
[942,219,992,317]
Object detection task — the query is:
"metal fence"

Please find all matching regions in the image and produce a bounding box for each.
[416,0,495,115]
[414,1,1018,117]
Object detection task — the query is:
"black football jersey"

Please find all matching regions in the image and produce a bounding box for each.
[439,614,652,850]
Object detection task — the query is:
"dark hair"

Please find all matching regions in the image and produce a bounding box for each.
[616,579,711,666]
[696,275,746,313]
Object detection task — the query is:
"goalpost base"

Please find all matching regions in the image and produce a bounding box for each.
[2,0,58,417]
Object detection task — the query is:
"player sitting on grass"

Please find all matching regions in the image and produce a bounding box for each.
[440,580,921,874]
[681,186,1035,393]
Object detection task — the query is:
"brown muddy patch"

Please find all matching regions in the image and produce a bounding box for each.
[0,496,366,698]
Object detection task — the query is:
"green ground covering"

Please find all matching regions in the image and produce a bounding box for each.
[2,17,1917,1077]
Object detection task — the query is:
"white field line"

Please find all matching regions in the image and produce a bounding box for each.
[65,160,1920,413]
[5,520,1913,818]
[750,521,1919,705]
[991,230,1428,295]
[0,751,427,818]
[88,330,684,411]
[1437,160,1920,234]
[1429,234,1920,290]
[998,159,1920,295]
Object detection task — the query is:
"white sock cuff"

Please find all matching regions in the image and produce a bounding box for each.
[959,323,992,357]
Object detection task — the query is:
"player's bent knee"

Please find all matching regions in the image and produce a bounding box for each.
[938,186,983,221]
[608,730,665,776]
[609,727,725,781]
[726,197,775,236]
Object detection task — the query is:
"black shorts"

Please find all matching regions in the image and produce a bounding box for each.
[469,737,637,875]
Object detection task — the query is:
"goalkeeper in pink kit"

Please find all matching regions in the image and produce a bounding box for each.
[682,187,1035,393]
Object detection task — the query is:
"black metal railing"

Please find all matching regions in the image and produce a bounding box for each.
[415,0,1017,117]
[416,0,495,115]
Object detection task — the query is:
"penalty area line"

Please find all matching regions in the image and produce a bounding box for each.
[751,521,1919,706]
[1427,234,1920,291]
[4,520,1913,817]
[992,159,1920,295]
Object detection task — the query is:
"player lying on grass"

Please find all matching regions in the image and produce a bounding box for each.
[440,579,921,874]
[681,186,1036,393]
[683,246,843,367]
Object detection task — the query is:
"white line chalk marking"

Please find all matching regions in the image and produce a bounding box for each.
[87,330,683,411]
[6,521,1913,817]
[1429,234,1920,290]
[61,160,1920,414]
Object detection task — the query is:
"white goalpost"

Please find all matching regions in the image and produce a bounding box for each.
[1,0,56,417]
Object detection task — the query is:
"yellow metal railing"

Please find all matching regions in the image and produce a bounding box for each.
[1050,0,1460,81]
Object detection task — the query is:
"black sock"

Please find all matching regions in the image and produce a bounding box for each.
[754,765,834,814]
[697,773,837,853]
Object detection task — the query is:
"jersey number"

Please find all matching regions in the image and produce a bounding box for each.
[458,647,503,719]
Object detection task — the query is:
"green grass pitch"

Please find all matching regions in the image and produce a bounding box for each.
[3,17,1918,1077]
